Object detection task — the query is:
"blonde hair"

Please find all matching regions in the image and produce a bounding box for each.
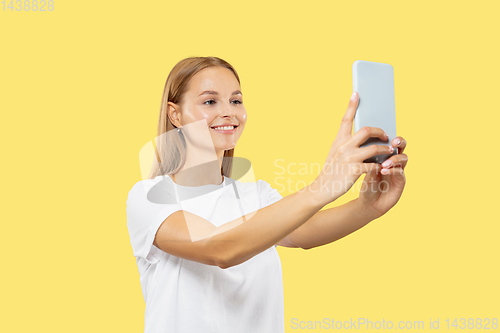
[148,56,241,179]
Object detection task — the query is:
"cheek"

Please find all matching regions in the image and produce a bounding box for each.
[186,106,211,122]
[239,109,248,124]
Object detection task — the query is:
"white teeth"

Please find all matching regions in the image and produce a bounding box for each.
[212,126,235,130]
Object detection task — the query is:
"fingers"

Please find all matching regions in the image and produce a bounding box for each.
[357,143,395,161]
[391,136,407,155]
[381,153,408,171]
[338,92,359,139]
[379,138,408,173]
[350,126,388,147]
[380,166,405,177]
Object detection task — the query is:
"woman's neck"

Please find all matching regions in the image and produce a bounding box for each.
[171,149,225,186]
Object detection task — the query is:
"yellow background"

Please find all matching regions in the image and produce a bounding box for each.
[1,0,498,332]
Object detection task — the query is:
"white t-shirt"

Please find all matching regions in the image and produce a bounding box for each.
[126,174,285,333]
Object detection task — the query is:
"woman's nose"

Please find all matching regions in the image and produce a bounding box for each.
[220,103,235,118]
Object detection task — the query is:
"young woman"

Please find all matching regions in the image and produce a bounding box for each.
[126,56,408,333]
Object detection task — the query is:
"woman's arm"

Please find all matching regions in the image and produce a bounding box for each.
[282,198,379,250]
[153,92,389,268]
[153,186,323,269]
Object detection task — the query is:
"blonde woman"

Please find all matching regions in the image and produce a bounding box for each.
[126,56,408,333]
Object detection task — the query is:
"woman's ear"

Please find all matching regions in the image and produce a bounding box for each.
[167,102,181,127]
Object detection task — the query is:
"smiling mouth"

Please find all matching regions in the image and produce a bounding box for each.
[210,125,238,130]
[210,125,238,133]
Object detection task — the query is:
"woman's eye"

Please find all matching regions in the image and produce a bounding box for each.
[204,99,242,105]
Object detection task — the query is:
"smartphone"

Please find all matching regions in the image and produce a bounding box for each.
[353,60,398,163]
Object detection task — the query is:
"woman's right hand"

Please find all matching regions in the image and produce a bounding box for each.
[306,92,394,207]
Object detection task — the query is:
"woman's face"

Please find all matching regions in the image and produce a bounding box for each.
[169,66,247,153]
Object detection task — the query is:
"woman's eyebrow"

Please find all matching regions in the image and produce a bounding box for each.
[198,90,242,96]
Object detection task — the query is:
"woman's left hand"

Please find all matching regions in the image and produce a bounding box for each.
[358,136,408,219]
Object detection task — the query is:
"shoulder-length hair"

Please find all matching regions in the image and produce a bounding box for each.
[148,56,240,179]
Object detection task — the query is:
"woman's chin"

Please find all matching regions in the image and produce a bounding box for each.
[215,144,237,152]
[214,140,238,150]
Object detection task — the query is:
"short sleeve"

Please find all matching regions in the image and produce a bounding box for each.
[126,180,182,264]
[263,181,283,207]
